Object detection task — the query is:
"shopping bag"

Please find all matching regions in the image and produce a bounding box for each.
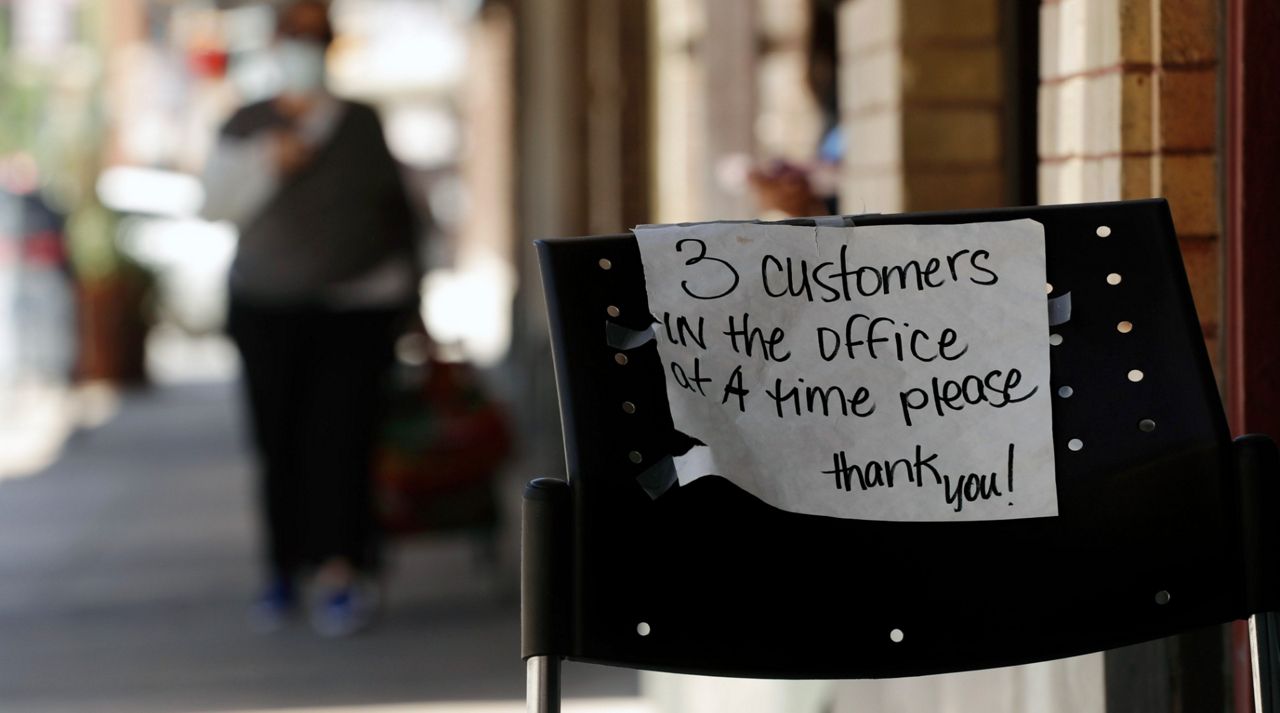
[374,351,513,536]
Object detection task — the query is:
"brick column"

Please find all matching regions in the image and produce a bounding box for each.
[1040,0,1229,709]
[838,0,1006,213]
[1038,0,1222,377]
[1158,0,1221,379]
[756,1,824,163]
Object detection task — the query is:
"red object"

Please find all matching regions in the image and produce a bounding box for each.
[21,230,66,266]
[188,48,229,78]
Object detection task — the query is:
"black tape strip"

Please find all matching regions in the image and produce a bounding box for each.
[1048,292,1072,327]
[606,321,656,350]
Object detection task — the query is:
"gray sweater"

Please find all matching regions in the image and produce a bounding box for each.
[218,99,420,306]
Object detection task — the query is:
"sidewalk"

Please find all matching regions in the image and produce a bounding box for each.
[0,380,638,713]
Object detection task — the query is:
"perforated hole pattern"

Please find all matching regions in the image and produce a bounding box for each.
[540,202,1229,676]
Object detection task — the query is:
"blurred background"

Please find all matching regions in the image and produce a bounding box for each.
[0,0,1274,711]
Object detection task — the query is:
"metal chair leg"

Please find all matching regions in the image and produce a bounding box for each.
[527,655,561,713]
[1251,612,1279,713]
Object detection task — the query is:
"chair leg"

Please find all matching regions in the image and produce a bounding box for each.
[527,655,561,713]
[1251,613,1280,713]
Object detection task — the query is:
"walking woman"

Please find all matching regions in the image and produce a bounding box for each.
[202,0,420,636]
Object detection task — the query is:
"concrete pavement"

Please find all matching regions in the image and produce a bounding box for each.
[0,381,637,712]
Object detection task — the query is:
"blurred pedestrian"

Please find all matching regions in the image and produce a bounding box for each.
[0,153,76,385]
[201,0,420,637]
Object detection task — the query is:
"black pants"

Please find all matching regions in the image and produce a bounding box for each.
[228,299,400,578]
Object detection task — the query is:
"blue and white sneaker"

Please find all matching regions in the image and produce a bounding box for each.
[309,580,380,638]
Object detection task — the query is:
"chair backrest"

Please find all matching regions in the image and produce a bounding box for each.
[525,199,1280,679]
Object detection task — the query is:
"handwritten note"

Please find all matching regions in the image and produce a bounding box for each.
[634,220,1057,522]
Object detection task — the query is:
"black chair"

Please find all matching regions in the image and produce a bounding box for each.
[523,199,1280,713]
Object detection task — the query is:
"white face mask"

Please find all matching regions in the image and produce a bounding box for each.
[273,39,327,95]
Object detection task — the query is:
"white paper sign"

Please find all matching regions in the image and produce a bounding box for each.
[634,219,1057,521]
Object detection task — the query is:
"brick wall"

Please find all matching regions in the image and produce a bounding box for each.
[1039,0,1222,377]
[837,0,1221,374]
[838,0,1006,212]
